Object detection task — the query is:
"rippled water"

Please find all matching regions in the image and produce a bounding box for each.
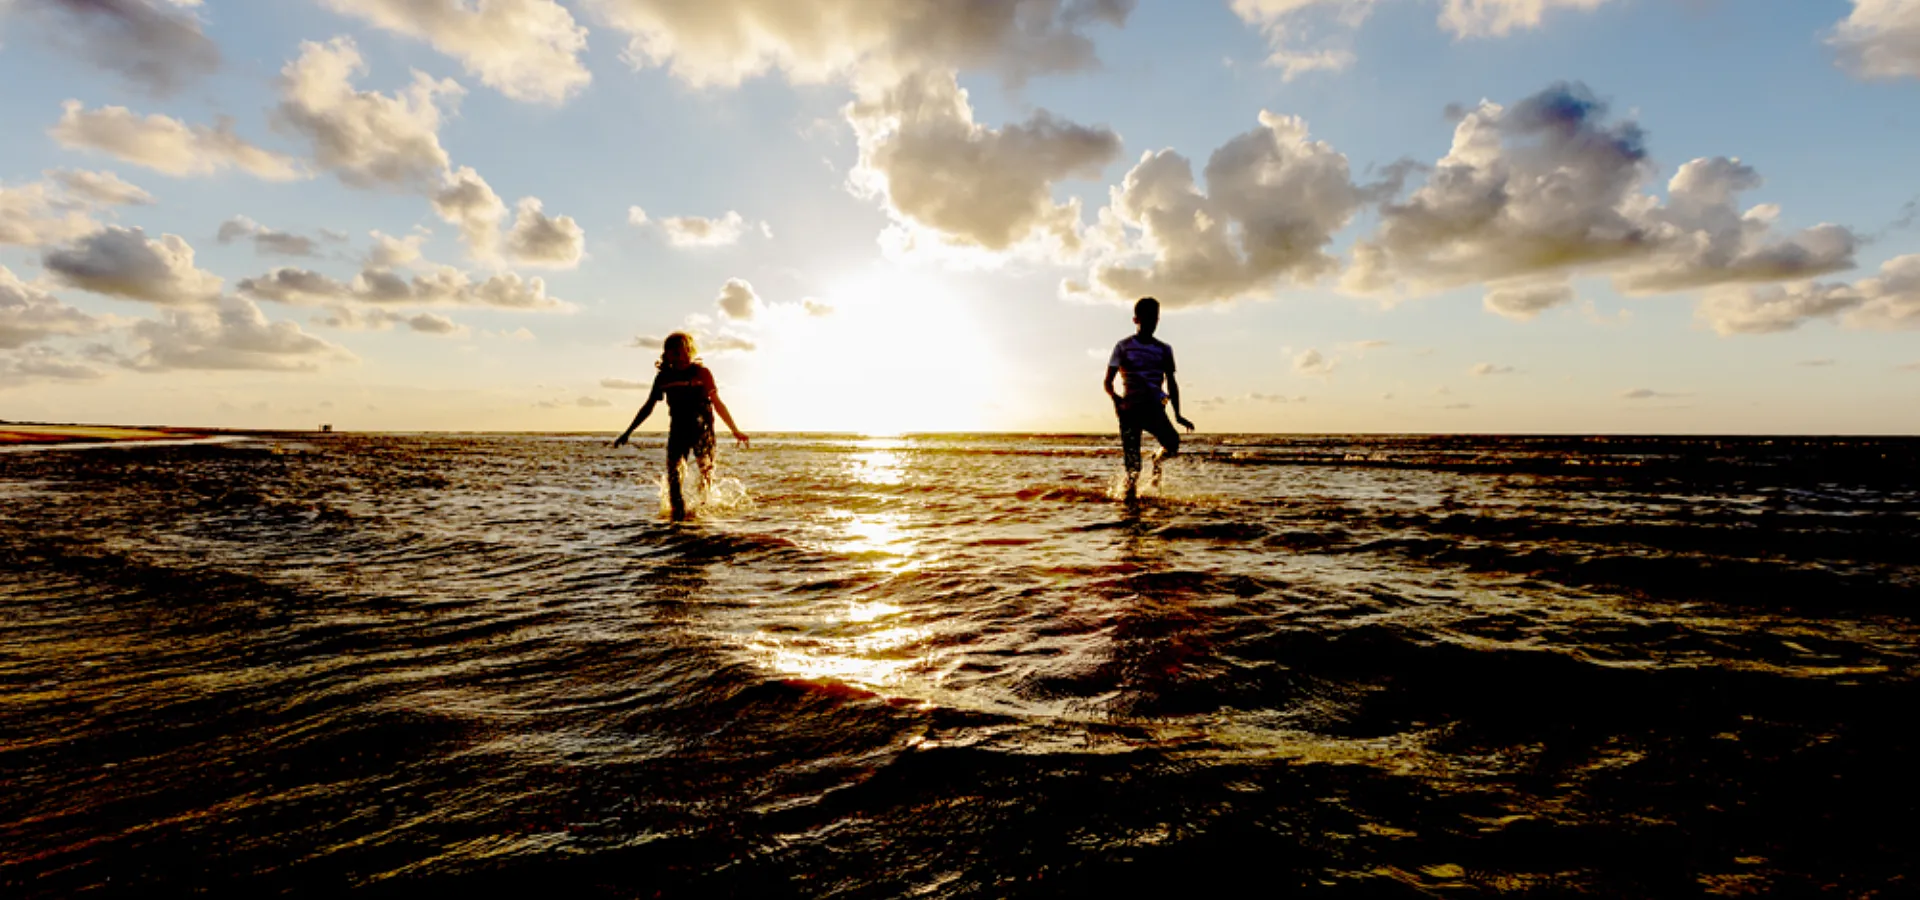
[3,433,1918,897]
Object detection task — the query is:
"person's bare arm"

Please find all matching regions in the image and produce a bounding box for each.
[712,388,748,447]
[1105,366,1123,413]
[612,385,663,448]
[1168,373,1195,432]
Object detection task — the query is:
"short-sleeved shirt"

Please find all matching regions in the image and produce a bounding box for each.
[652,364,716,422]
[1109,335,1176,403]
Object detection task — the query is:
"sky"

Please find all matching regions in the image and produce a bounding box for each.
[1,0,1917,435]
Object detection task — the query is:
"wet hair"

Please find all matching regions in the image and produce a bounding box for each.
[656,331,699,369]
[1134,297,1160,319]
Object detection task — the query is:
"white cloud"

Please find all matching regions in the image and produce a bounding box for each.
[46,169,153,206]
[274,37,463,191]
[802,297,834,317]
[318,0,590,103]
[1293,347,1335,375]
[127,296,354,372]
[12,0,219,95]
[238,265,571,311]
[0,178,99,247]
[1230,0,1613,77]
[1,264,104,349]
[627,205,649,226]
[42,226,223,305]
[367,230,424,268]
[1346,83,1855,306]
[582,0,1134,88]
[0,345,108,387]
[631,329,755,353]
[504,197,585,267]
[315,306,468,336]
[431,166,508,257]
[1696,254,1920,334]
[1831,0,1920,80]
[715,277,761,320]
[51,101,304,181]
[847,70,1120,258]
[1484,282,1575,320]
[659,210,748,247]
[1073,109,1360,307]
[216,216,319,257]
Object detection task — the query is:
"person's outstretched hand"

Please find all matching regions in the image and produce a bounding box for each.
[1177,415,1196,433]
[734,432,750,449]
[612,432,630,449]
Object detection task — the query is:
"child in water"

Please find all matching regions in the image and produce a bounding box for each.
[1104,297,1195,499]
[612,332,748,520]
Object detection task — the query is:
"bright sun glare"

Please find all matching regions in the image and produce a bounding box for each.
[745,269,1004,434]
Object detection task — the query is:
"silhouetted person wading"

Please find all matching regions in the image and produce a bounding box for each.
[1104,297,1195,499]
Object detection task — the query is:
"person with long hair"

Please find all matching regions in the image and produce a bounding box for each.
[612,332,748,520]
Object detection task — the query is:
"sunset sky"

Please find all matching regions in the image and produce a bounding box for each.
[2,0,1917,434]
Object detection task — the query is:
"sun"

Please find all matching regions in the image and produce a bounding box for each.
[744,268,1005,434]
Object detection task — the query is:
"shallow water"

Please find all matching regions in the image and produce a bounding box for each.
[3,433,1918,897]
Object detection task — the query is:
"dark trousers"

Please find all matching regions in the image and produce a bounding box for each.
[1117,398,1180,476]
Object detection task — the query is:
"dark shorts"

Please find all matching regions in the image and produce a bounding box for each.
[1117,398,1179,473]
[667,417,715,467]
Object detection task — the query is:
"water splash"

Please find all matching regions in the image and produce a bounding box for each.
[650,458,754,520]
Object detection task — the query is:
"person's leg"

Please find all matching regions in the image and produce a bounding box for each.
[1118,403,1144,498]
[666,440,690,520]
[1145,408,1180,489]
[694,425,716,499]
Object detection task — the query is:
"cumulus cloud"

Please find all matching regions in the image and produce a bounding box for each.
[0,178,101,247]
[46,169,152,206]
[626,206,649,226]
[582,0,1135,88]
[11,0,219,95]
[315,306,468,336]
[431,166,508,256]
[504,198,585,267]
[1293,347,1335,375]
[847,70,1121,259]
[239,265,571,310]
[317,0,590,103]
[659,210,748,247]
[1346,83,1856,305]
[127,296,354,372]
[1696,254,1920,335]
[1484,282,1575,320]
[802,297,834,317]
[51,101,304,181]
[42,226,223,305]
[1073,109,1361,307]
[715,277,761,320]
[1,265,104,349]
[367,230,424,268]
[0,345,108,387]
[217,216,318,257]
[274,37,463,191]
[1831,0,1920,80]
[1231,0,1613,77]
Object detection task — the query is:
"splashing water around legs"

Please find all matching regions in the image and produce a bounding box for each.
[654,448,753,521]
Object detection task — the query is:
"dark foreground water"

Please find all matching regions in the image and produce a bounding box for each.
[3,433,1918,897]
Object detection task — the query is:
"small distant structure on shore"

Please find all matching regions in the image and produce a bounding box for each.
[320,424,332,433]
